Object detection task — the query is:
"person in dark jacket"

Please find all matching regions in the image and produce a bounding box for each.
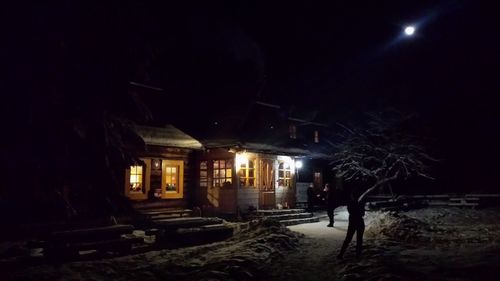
[337,189,366,259]
[324,183,338,227]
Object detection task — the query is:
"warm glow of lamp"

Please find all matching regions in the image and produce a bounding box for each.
[235,152,249,171]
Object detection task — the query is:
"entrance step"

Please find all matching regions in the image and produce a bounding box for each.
[280,216,320,226]
[255,208,306,216]
[254,208,317,226]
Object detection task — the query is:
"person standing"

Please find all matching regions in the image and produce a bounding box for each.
[324,183,338,227]
[337,190,366,259]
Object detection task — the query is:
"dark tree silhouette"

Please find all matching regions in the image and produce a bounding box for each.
[331,111,437,202]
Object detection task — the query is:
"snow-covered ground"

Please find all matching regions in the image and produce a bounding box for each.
[269,207,500,281]
[3,207,500,281]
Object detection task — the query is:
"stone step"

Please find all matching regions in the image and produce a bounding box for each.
[255,209,306,216]
[266,212,313,221]
[280,216,319,226]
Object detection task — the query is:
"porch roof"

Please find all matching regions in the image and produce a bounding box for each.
[135,125,203,150]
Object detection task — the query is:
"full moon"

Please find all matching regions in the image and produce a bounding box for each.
[404,26,415,36]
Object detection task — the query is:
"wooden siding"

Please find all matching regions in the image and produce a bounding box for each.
[237,187,259,212]
[125,145,196,209]
[198,149,300,214]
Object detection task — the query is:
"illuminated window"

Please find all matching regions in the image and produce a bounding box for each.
[129,165,144,193]
[164,165,178,192]
[314,130,319,143]
[289,124,297,139]
[213,159,232,187]
[200,161,208,187]
[239,159,255,187]
[278,162,292,187]
[161,160,184,199]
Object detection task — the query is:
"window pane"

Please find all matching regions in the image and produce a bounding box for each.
[214,160,219,169]
[226,169,232,177]
[249,160,254,168]
[214,169,220,178]
[200,161,207,170]
[249,169,254,178]
[285,171,291,178]
[171,167,177,174]
[279,171,284,178]
[279,163,284,169]
[220,169,225,177]
[200,171,207,177]
[214,179,220,187]
[249,179,254,186]
[167,183,176,191]
[220,160,225,168]
[226,161,232,168]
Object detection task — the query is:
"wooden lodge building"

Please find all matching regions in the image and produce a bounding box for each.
[125,85,334,216]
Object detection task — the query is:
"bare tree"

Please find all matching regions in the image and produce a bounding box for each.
[331,111,437,202]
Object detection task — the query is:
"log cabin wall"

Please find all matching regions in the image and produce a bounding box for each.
[125,145,196,209]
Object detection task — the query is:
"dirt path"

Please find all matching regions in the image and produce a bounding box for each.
[266,211,354,281]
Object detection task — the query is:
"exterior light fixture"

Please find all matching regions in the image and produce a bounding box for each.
[295,160,303,169]
[153,159,161,169]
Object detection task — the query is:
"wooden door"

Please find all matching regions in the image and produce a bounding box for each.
[259,159,275,209]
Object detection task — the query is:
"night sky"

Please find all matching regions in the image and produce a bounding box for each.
[5,1,500,192]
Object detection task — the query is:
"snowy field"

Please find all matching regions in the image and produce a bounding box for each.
[2,207,500,281]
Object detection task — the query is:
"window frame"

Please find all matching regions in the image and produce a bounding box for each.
[161,159,184,199]
[278,161,292,187]
[212,159,233,188]
[125,158,151,200]
[239,158,256,187]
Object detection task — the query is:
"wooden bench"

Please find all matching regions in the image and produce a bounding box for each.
[139,208,193,217]
[448,197,479,208]
[43,224,143,259]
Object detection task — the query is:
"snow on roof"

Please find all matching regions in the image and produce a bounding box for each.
[201,139,331,158]
[242,142,309,156]
[135,125,203,150]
